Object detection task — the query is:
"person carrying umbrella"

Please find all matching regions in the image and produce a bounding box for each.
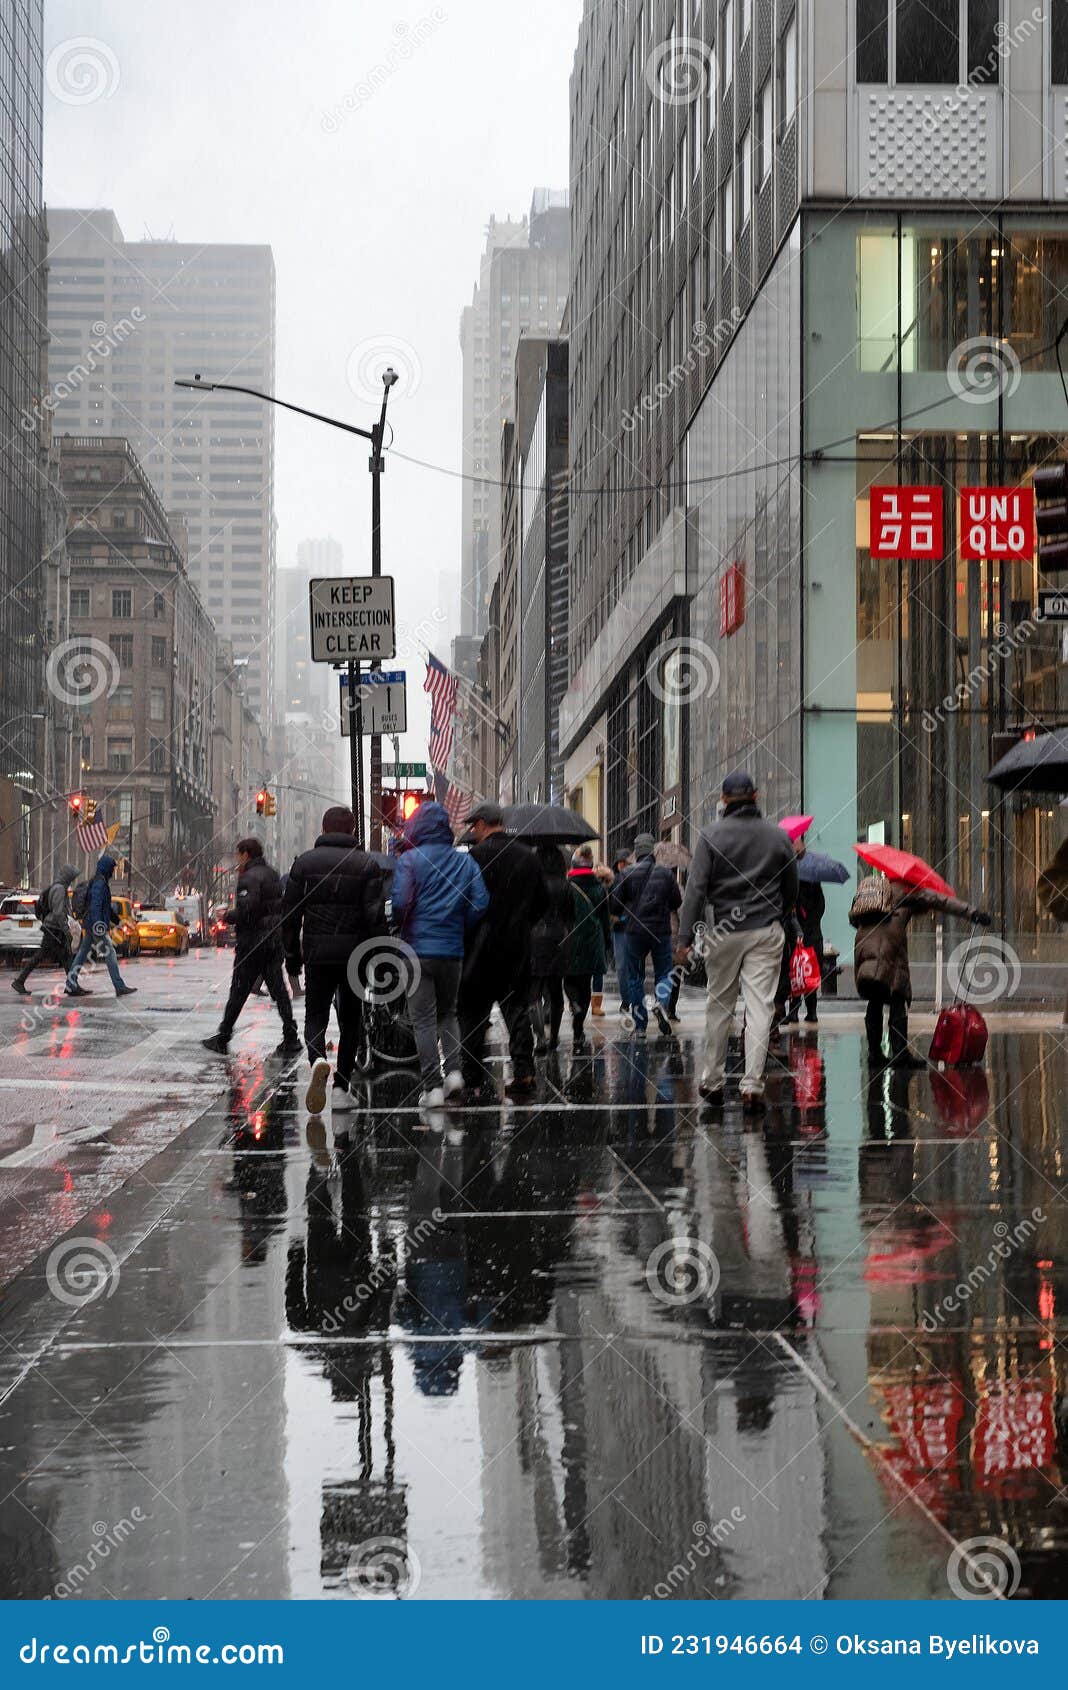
[565,844,611,1049]
[610,832,682,1035]
[529,844,575,1052]
[849,846,990,1068]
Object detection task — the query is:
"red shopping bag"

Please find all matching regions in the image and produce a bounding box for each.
[789,942,821,998]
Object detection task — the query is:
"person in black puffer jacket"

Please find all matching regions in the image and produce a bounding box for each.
[204,837,300,1056]
[610,832,682,1035]
[282,806,387,1112]
[528,845,574,1052]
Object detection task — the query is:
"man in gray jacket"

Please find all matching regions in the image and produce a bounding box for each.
[675,772,798,1112]
[11,866,78,995]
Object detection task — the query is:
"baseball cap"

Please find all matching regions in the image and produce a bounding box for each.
[633,831,656,856]
[721,770,756,800]
[464,800,505,826]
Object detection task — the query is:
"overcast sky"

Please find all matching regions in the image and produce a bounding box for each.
[43,0,581,754]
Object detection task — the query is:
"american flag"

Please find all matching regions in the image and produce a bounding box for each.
[424,652,458,767]
[76,819,109,854]
[433,769,467,831]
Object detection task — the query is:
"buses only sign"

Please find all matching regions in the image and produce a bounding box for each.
[309,576,396,662]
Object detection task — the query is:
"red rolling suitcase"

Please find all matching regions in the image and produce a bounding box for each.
[929,936,989,1068]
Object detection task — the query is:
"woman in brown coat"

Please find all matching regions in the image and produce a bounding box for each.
[851,878,990,1066]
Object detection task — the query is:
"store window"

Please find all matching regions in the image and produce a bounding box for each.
[856,0,1001,86]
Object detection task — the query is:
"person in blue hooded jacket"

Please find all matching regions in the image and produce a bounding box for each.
[65,854,137,998]
[390,802,489,1107]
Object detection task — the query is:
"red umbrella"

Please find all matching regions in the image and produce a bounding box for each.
[853,843,956,898]
[779,814,813,842]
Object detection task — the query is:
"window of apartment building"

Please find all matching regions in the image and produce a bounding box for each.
[857,0,1000,86]
[109,633,133,667]
[107,740,132,772]
[740,126,753,226]
[678,132,688,211]
[1054,7,1068,81]
[150,687,165,722]
[78,735,92,772]
[70,588,90,618]
[151,635,167,667]
[759,74,774,182]
[149,791,165,828]
[149,737,166,772]
[779,16,798,126]
[723,174,735,257]
[722,0,735,87]
[111,588,132,618]
[110,685,133,719]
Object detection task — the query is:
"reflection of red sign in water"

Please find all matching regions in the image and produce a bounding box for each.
[960,487,1034,561]
[878,1380,964,1519]
[974,1383,1057,1490]
[719,562,745,636]
[869,487,944,559]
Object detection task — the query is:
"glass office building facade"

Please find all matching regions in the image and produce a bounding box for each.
[0,0,45,795]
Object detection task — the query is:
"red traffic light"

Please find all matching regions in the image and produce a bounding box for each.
[69,794,84,816]
[402,791,422,821]
[255,789,267,816]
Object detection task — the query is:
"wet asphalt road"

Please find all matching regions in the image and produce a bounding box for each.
[0,947,1066,1600]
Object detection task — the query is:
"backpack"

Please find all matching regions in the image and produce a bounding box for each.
[71,881,91,922]
[849,873,892,924]
[34,884,54,923]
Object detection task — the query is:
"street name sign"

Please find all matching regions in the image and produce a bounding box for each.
[309,576,396,661]
[1037,589,1068,621]
[340,671,408,736]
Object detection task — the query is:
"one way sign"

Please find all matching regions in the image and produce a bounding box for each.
[340,671,408,736]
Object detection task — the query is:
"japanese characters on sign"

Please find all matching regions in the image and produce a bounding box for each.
[868,485,1036,562]
[868,487,944,560]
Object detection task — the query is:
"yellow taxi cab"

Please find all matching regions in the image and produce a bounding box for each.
[110,896,141,958]
[136,908,191,956]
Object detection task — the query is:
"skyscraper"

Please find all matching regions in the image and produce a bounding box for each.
[43,210,277,723]
[458,191,569,639]
[0,0,46,838]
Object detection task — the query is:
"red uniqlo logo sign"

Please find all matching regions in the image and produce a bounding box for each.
[959,487,1034,560]
[869,487,944,559]
[719,562,745,636]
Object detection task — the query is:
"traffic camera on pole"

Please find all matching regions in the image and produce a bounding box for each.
[1034,463,1068,570]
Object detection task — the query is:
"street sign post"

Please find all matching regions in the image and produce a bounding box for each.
[340,671,408,737]
[309,576,396,662]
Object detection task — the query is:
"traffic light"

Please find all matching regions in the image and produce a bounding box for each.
[1034,463,1068,570]
[68,793,84,818]
[401,790,423,822]
[264,792,277,817]
[255,789,266,816]
[85,798,97,823]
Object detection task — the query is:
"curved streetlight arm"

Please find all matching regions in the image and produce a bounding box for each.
[174,378,374,441]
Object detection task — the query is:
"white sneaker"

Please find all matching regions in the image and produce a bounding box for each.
[305,1057,330,1114]
[419,1085,445,1108]
[443,1070,464,1098]
[331,1085,357,1112]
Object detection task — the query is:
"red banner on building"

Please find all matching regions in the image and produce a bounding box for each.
[719,562,745,636]
[973,1381,1057,1491]
[959,487,1034,560]
[869,487,944,559]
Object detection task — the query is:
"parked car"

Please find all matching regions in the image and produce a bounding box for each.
[0,890,79,962]
[136,909,191,956]
[110,896,141,959]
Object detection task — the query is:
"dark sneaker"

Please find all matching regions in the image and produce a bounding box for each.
[115,986,137,997]
[202,1034,230,1054]
[459,1081,498,1105]
[653,1004,673,1036]
[11,980,30,997]
[741,1091,766,1116]
[698,1084,725,1105]
[505,1075,537,1098]
[64,985,91,998]
[276,1034,303,1056]
[891,1052,926,1070]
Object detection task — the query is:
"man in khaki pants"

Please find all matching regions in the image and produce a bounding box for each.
[675,772,799,1114]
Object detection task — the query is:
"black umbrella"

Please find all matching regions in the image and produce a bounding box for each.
[986,729,1068,796]
[502,803,598,845]
[797,850,850,885]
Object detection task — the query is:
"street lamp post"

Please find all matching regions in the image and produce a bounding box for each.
[175,371,398,851]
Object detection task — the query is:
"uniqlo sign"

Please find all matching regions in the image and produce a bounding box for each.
[869,486,944,559]
[719,561,745,636]
[959,486,1034,560]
